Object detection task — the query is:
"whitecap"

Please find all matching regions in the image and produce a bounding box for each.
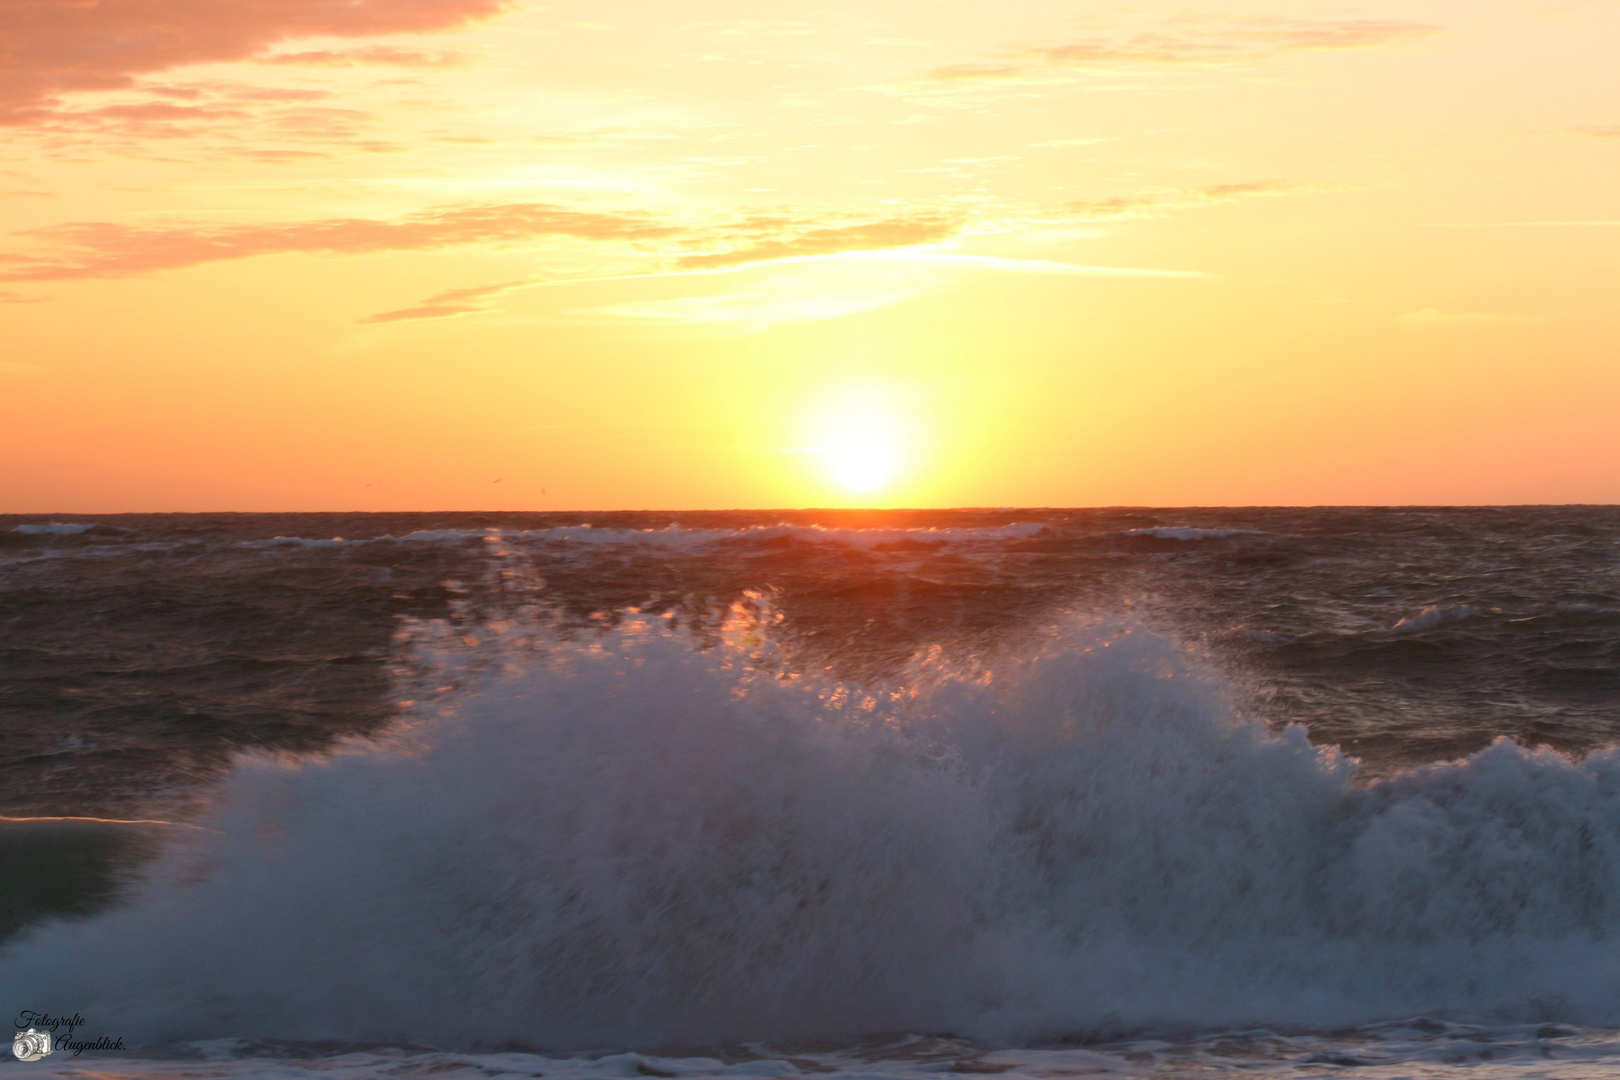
[13,522,96,535]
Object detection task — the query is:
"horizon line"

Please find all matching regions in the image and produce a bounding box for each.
[4,503,1619,516]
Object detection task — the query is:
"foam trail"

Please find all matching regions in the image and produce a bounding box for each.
[8,616,1620,1049]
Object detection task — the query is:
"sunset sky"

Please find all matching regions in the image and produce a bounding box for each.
[2,0,1617,511]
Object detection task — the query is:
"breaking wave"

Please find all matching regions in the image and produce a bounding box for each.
[8,614,1620,1049]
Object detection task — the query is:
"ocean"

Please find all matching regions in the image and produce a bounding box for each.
[4,507,1620,1078]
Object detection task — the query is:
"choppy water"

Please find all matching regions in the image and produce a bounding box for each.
[4,508,1620,1075]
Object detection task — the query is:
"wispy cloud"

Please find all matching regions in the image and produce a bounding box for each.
[1398,308,1529,327]
[0,203,676,282]
[1062,180,1324,220]
[0,0,511,125]
[602,249,1203,330]
[361,280,533,323]
[258,46,468,68]
[3,201,986,285]
[676,214,962,270]
[47,99,254,138]
[361,250,1203,326]
[1565,125,1620,141]
[1425,220,1620,228]
[924,17,1437,85]
[15,90,420,155]
[603,261,941,328]
[848,251,1205,277]
[6,187,1211,315]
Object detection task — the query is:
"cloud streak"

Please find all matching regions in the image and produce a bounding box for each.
[1061,181,1324,221]
[361,280,533,323]
[0,0,510,124]
[0,203,676,282]
[1398,308,1529,327]
[675,214,962,270]
[258,46,468,68]
[363,250,1206,326]
[925,18,1437,84]
[3,200,993,284]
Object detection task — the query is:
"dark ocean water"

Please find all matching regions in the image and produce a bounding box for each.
[5,508,1617,817]
[4,507,1620,1065]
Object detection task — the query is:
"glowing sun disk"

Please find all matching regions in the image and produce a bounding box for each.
[826,428,899,492]
[808,389,915,497]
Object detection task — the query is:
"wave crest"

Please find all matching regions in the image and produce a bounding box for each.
[8,617,1620,1047]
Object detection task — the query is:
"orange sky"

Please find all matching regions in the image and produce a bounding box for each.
[2,0,1617,511]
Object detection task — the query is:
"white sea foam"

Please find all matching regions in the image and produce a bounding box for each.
[1118,527,1265,541]
[499,525,744,547]
[240,536,355,549]
[9,615,1620,1051]
[19,1024,1620,1080]
[13,522,96,535]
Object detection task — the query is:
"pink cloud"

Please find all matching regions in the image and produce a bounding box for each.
[2,201,972,306]
[66,100,251,129]
[16,79,391,150]
[360,280,531,323]
[0,203,676,281]
[259,46,468,67]
[0,0,511,124]
[237,149,331,163]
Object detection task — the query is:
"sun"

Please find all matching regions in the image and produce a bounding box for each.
[806,385,916,498]
[825,424,900,493]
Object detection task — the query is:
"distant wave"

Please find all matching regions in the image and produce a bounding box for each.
[11,615,1620,1049]
[238,536,357,549]
[1117,526,1266,541]
[12,522,96,535]
[241,522,1051,552]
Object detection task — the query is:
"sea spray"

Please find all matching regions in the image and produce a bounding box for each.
[9,614,1620,1048]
